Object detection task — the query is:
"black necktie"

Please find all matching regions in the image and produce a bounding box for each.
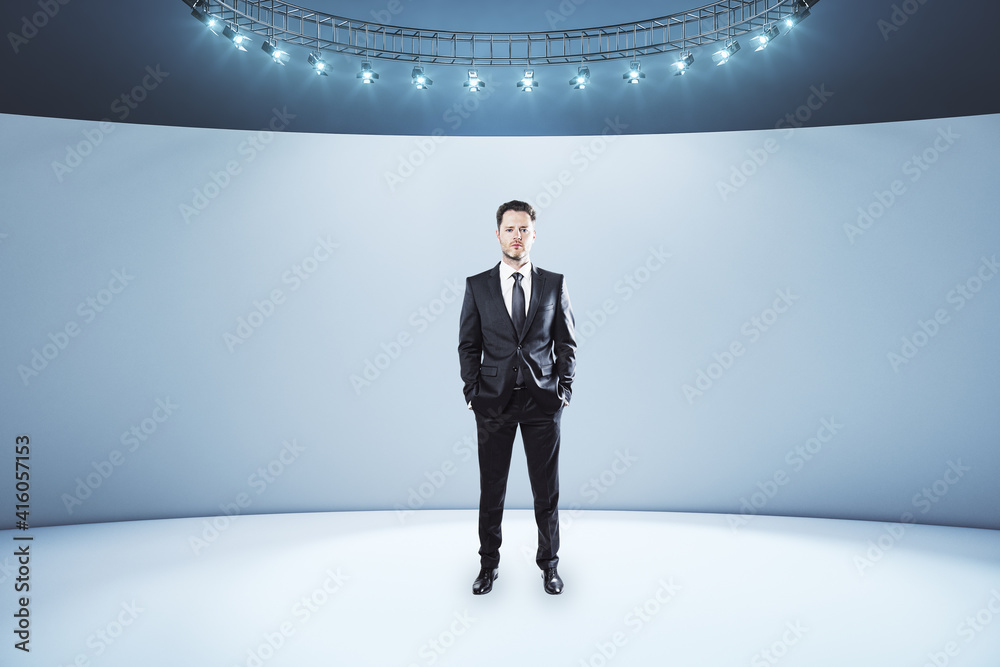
[512,272,525,336]
[512,272,525,386]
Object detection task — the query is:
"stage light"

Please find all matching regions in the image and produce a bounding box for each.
[308,52,329,76]
[411,65,433,89]
[187,0,222,35]
[517,69,538,92]
[712,40,740,66]
[784,8,810,29]
[222,25,250,51]
[785,1,813,29]
[262,40,290,65]
[192,9,222,33]
[672,52,694,76]
[569,66,590,90]
[753,25,779,51]
[357,61,379,84]
[623,61,645,84]
[464,69,486,92]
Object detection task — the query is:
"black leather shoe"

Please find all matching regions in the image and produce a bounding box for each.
[472,567,498,595]
[542,567,563,595]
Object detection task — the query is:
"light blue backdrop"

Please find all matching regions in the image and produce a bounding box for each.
[1,112,998,529]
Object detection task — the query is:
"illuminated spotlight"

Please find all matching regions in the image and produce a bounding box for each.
[196,13,221,34]
[569,66,590,90]
[193,11,221,34]
[623,61,645,84]
[308,52,329,76]
[464,69,486,92]
[785,0,814,29]
[357,61,379,84]
[222,25,250,51]
[784,8,810,29]
[261,40,290,65]
[188,2,222,34]
[753,25,780,51]
[411,65,433,89]
[672,51,694,76]
[712,39,740,66]
[517,69,538,92]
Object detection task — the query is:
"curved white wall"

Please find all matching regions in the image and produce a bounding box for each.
[2,112,998,529]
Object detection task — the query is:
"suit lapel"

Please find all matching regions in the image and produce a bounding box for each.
[520,265,545,342]
[485,263,519,338]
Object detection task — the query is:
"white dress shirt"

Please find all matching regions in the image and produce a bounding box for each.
[498,260,531,321]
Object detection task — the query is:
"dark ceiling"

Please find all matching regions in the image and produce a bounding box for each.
[0,0,997,137]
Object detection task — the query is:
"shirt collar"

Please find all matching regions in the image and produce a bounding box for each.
[499,261,531,282]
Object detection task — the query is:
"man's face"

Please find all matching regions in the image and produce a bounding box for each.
[496,210,535,264]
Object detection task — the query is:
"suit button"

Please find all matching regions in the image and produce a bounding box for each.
[517,345,522,350]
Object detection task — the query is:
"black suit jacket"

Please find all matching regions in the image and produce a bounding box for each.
[459,263,576,415]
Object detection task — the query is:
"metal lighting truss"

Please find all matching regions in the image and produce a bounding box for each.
[197,0,808,67]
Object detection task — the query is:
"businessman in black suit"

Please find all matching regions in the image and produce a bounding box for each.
[458,200,577,595]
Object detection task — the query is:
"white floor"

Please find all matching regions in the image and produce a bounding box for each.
[4,510,1000,666]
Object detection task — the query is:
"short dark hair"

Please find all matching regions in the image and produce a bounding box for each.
[496,200,536,229]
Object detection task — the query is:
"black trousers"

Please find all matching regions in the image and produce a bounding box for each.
[475,389,561,570]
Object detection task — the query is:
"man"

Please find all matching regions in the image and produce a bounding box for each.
[458,200,577,596]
